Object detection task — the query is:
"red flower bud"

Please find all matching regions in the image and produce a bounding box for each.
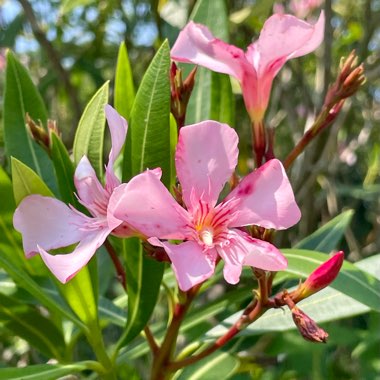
[292,251,344,302]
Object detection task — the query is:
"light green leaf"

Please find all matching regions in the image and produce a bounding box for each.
[127,39,171,185]
[205,254,380,339]
[11,157,53,205]
[60,0,97,15]
[177,351,238,380]
[283,249,380,312]
[3,51,56,191]
[295,210,354,252]
[115,42,135,120]
[73,81,109,179]
[0,363,88,380]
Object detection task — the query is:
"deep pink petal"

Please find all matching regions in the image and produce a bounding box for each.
[111,170,190,239]
[226,159,301,229]
[232,229,288,271]
[74,156,108,217]
[176,121,238,209]
[104,105,128,190]
[171,21,249,80]
[149,238,217,291]
[38,227,111,283]
[13,195,88,258]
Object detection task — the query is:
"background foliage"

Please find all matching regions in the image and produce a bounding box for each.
[0,0,379,379]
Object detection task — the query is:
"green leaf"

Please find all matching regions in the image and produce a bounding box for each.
[0,293,65,360]
[127,39,171,186]
[0,255,84,329]
[185,0,230,125]
[0,363,88,380]
[295,210,354,252]
[283,249,380,312]
[60,0,97,15]
[50,133,78,206]
[73,82,109,179]
[210,72,235,126]
[3,51,56,191]
[58,266,98,325]
[177,351,239,380]
[205,254,380,339]
[11,157,53,205]
[115,42,135,120]
[118,237,165,345]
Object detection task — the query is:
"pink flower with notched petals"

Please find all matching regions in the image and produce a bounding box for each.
[171,12,324,122]
[13,105,134,283]
[111,121,301,291]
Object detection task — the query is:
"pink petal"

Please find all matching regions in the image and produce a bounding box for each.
[38,227,111,283]
[226,159,301,229]
[250,12,325,77]
[176,121,238,209]
[74,156,109,217]
[171,21,248,80]
[104,105,128,190]
[13,195,88,258]
[232,229,288,271]
[149,238,217,291]
[110,170,190,239]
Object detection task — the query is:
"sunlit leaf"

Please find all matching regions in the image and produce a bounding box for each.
[73,81,109,179]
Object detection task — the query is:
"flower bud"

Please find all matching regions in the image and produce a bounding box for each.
[291,304,329,343]
[291,251,344,302]
[170,62,197,129]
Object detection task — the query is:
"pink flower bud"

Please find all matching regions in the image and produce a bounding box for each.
[292,251,344,302]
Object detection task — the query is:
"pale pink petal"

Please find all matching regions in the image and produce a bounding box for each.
[232,229,288,271]
[74,156,108,217]
[111,170,190,239]
[250,11,325,77]
[13,195,88,258]
[149,238,217,291]
[226,159,301,229]
[176,121,238,209]
[171,21,249,80]
[104,105,128,190]
[38,227,111,283]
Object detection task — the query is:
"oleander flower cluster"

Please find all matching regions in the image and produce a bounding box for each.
[13,11,327,292]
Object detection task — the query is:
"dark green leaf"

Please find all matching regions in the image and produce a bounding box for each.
[0,293,65,360]
[3,51,56,191]
[127,39,171,186]
[119,238,165,345]
[73,81,109,179]
[295,210,354,252]
[50,133,78,206]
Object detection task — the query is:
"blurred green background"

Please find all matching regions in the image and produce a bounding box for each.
[0,0,379,379]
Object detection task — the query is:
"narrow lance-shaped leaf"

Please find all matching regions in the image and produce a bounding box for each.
[3,51,57,191]
[73,81,109,179]
[119,40,170,345]
[295,210,354,253]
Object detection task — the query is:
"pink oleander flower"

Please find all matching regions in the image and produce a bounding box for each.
[110,120,301,291]
[13,105,133,283]
[171,12,324,122]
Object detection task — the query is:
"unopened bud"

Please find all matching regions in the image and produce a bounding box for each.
[291,251,344,303]
[170,62,197,129]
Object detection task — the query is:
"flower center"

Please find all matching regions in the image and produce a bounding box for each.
[199,226,214,247]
